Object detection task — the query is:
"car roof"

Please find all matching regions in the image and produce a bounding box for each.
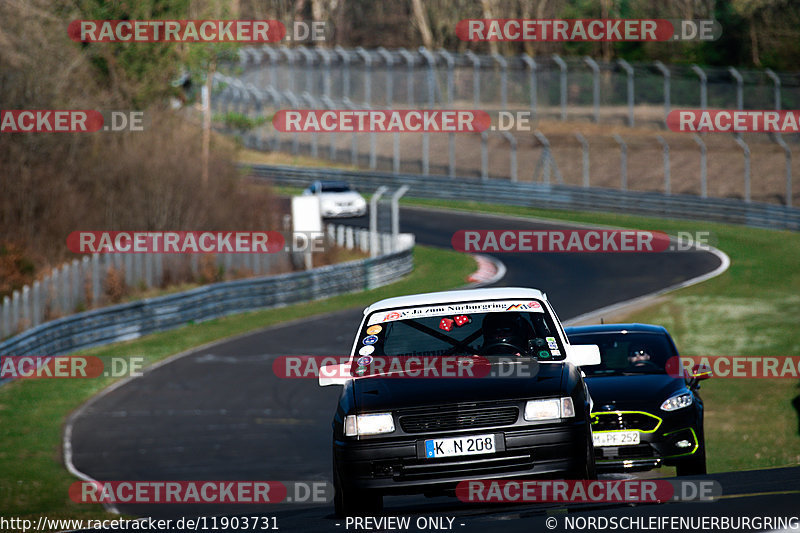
[364,287,547,315]
[316,180,350,187]
[564,323,669,336]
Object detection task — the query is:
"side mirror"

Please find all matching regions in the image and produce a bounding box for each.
[687,363,711,388]
[566,344,601,367]
[318,363,351,387]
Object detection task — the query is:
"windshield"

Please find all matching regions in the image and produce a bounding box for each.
[568,332,676,376]
[320,183,352,193]
[356,299,565,362]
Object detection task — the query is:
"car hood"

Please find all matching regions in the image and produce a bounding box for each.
[318,192,364,203]
[352,362,565,411]
[585,374,685,410]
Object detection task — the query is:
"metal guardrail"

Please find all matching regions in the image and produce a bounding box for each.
[0,231,413,363]
[247,164,800,231]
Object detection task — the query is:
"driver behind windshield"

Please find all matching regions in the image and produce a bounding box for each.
[480,313,533,356]
[627,344,653,367]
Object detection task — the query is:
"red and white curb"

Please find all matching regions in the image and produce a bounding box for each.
[467,254,507,287]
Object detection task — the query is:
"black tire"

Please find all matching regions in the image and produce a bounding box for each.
[333,460,383,517]
[583,433,598,480]
[675,446,707,476]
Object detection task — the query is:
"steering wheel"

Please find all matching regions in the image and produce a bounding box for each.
[626,360,661,371]
[481,341,526,356]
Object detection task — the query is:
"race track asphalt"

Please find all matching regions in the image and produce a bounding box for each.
[68,206,799,532]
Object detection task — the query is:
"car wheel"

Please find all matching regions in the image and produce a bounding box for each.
[583,433,598,480]
[675,446,707,476]
[333,459,383,517]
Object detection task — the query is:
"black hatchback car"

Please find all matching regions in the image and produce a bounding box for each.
[565,323,709,476]
[319,287,602,516]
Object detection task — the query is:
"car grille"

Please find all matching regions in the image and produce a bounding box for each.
[396,454,534,481]
[591,411,660,432]
[596,443,657,460]
[399,406,519,433]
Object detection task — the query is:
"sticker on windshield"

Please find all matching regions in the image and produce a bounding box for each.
[354,366,368,376]
[366,325,382,335]
[439,318,454,331]
[359,345,375,356]
[551,349,561,356]
[367,300,546,325]
[538,350,551,358]
[357,355,373,366]
[546,337,558,350]
[363,335,379,345]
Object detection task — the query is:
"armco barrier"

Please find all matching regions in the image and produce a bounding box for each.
[247,164,800,231]
[0,234,413,364]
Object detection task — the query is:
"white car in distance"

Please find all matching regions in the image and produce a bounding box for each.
[302,180,368,218]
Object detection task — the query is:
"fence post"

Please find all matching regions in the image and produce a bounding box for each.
[765,69,781,110]
[317,47,332,98]
[656,135,671,195]
[262,46,279,91]
[575,132,590,187]
[691,64,707,111]
[613,134,628,190]
[297,47,315,94]
[552,54,567,121]
[502,131,517,182]
[391,185,410,249]
[301,92,319,158]
[33,280,42,327]
[653,60,671,125]
[281,46,295,94]
[734,135,751,203]
[321,95,337,160]
[773,135,792,207]
[438,49,455,105]
[492,53,508,110]
[618,59,634,127]
[520,54,537,118]
[692,134,707,197]
[583,57,600,123]
[356,47,372,107]
[419,47,436,176]
[534,131,562,185]
[335,46,351,99]
[22,285,30,330]
[370,186,388,257]
[342,97,358,165]
[465,49,480,107]
[728,67,743,110]
[481,130,489,180]
[284,92,301,155]
[2,295,10,338]
[398,48,415,105]
[377,47,394,106]
[11,290,19,334]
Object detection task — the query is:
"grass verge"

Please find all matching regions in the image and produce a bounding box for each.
[0,245,475,524]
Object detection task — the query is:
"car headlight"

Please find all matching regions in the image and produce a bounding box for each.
[661,391,693,411]
[524,397,575,421]
[344,413,395,436]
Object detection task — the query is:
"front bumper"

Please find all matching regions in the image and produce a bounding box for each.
[334,421,590,495]
[591,410,701,472]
